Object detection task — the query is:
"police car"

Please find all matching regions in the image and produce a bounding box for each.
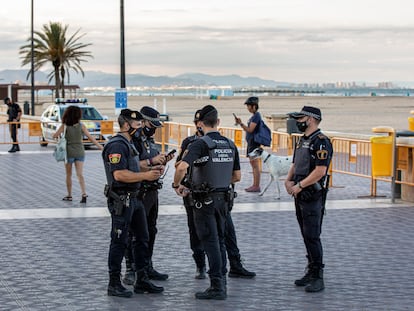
[40,98,110,147]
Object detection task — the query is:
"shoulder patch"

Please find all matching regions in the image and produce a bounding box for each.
[316,150,328,160]
[318,134,327,139]
[109,153,122,164]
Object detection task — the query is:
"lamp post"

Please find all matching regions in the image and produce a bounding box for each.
[30,0,35,115]
[120,0,126,88]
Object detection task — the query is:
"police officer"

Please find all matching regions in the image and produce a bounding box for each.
[4,97,22,153]
[102,109,164,298]
[284,106,333,293]
[176,110,255,280]
[133,106,173,281]
[174,105,241,300]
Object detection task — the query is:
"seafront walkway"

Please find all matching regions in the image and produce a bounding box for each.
[0,145,413,310]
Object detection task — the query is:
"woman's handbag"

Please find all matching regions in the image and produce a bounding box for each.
[53,125,67,162]
[253,120,272,147]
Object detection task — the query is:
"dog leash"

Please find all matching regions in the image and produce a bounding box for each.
[263,154,272,163]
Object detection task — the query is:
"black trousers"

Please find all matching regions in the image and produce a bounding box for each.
[9,123,17,143]
[185,195,241,271]
[294,195,324,267]
[184,196,205,262]
[108,197,150,275]
[142,189,159,258]
[193,194,227,279]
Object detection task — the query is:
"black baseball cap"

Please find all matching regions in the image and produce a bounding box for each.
[120,108,143,120]
[244,96,259,105]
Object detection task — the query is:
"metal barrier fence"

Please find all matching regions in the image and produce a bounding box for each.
[1,119,411,199]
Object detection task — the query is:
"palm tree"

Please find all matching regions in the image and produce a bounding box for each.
[20,22,93,98]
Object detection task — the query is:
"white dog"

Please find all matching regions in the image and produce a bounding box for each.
[248,147,293,199]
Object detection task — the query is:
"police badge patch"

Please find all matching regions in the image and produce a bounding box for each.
[109,153,122,164]
[316,150,328,160]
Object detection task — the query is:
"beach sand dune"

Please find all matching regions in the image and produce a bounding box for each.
[23,94,414,135]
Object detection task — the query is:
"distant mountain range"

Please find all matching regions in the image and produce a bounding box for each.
[0,69,282,88]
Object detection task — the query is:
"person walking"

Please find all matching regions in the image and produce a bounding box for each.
[53,105,103,203]
[284,106,333,293]
[234,96,262,192]
[174,105,241,300]
[102,108,164,298]
[4,97,22,153]
[176,110,255,280]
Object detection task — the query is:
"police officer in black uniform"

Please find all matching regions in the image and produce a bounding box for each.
[173,105,241,300]
[102,109,164,298]
[285,106,333,293]
[4,97,22,153]
[133,106,173,281]
[176,110,255,280]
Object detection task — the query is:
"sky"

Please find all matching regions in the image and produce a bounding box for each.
[1,0,414,84]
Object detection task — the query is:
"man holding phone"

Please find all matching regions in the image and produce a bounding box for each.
[125,106,176,284]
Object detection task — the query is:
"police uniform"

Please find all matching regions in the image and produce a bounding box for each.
[182,129,240,298]
[177,133,206,278]
[292,124,333,291]
[179,131,256,280]
[133,122,168,281]
[102,109,163,298]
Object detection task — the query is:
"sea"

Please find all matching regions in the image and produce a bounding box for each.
[33,86,414,98]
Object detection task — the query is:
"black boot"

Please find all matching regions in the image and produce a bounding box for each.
[228,257,256,278]
[8,145,17,153]
[193,253,206,279]
[122,262,136,286]
[195,277,227,300]
[147,260,168,281]
[305,265,325,293]
[195,266,207,279]
[294,264,313,286]
[15,145,20,152]
[107,273,133,298]
[134,268,164,294]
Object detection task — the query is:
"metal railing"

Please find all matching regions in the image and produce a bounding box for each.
[1,119,412,200]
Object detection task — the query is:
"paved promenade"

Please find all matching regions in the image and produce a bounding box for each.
[0,145,413,310]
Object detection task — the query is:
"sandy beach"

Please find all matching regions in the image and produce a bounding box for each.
[19,94,414,135]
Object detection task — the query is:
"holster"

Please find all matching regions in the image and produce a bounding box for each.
[299,182,324,202]
[104,184,136,216]
[225,188,237,211]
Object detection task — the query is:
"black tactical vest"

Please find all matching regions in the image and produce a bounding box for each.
[135,136,159,160]
[191,135,235,191]
[103,135,141,190]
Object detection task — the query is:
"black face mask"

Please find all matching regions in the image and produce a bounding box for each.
[127,123,139,136]
[131,127,143,141]
[143,126,156,137]
[196,127,204,136]
[296,119,308,132]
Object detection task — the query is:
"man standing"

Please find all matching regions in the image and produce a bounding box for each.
[4,97,22,153]
[174,105,241,300]
[284,106,333,293]
[102,109,164,298]
[133,106,173,281]
[176,110,255,280]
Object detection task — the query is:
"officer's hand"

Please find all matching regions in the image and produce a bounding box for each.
[145,169,162,181]
[285,180,295,195]
[175,185,189,197]
[164,152,175,163]
[151,154,166,165]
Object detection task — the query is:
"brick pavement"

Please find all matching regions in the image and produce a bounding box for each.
[0,149,413,310]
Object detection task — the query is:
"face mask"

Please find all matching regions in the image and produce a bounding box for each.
[197,127,204,136]
[126,121,140,136]
[296,119,308,132]
[143,126,156,137]
[131,127,143,141]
